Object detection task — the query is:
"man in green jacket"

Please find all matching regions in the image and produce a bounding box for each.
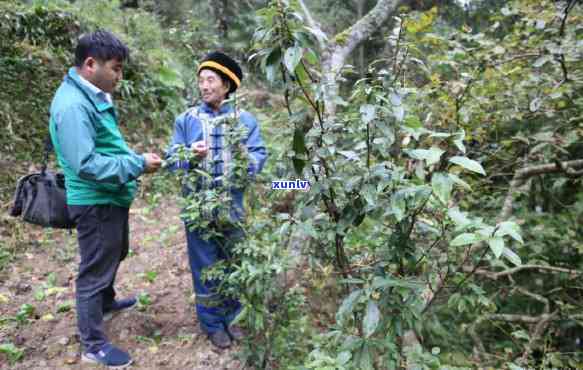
[49,30,161,368]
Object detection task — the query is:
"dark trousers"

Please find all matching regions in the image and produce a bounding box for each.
[69,204,129,353]
[185,226,242,334]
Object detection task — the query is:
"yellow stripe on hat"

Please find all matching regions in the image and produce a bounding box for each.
[198,61,241,87]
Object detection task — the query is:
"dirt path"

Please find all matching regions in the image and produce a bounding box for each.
[0,198,243,369]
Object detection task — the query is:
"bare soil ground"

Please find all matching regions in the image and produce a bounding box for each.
[0,197,243,369]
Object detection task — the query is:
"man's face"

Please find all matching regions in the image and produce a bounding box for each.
[198,69,230,109]
[87,58,123,94]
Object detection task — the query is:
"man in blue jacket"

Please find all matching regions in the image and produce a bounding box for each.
[49,30,161,368]
[167,51,267,349]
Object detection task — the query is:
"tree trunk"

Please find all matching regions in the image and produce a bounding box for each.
[357,0,366,78]
[300,0,400,120]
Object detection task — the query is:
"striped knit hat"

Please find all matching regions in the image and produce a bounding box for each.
[197,51,243,94]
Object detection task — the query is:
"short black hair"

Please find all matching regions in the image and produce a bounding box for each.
[74,30,130,67]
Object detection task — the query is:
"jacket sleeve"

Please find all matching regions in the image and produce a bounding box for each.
[242,113,268,176]
[165,113,196,171]
[54,104,145,184]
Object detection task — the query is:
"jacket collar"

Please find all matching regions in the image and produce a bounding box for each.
[66,67,113,112]
[200,101,233,116]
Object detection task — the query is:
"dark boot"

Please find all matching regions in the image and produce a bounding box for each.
[208,330,231,349]
[226,325,245,341]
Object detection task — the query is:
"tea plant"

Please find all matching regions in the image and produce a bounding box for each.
[0,342,24,365]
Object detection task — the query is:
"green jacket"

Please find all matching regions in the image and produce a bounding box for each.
[49,67,145,207]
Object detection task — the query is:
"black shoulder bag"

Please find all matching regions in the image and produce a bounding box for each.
[9,136,75,229]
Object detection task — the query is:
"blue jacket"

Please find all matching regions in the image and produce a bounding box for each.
[167,102,267,220]
[49,68,146,207]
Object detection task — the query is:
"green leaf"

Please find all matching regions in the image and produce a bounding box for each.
[341,335,362,352]
[449,156,486,175]
[451,233,482,246]
[372,276,421,290]
[404,115,422,129]
[284,46,303,74]
[406,147,445,166]
[453,129,466,153]
[507,364,526,370]
[477,226,495,238]
[529,97,541,112]
[389,93,404,121]
[336,290,362,325]
[337,351,352,365]
[264,63,277,83]
[448,207,471,229]
[431,172,453,204]
[493,45,505,54]
[363,301,380,338]
[495,221,524,244]
[305,26,328,43]
[429,132,453,138]
[265,47,282,67]
[389,92,402,106]
[339,150,359,161]
[390,191,406,222]
[230,305,248,326]
[0,343,24,363]
[502,247,522,266]
[360,104,376,124]
[357,343,374,370]
[488,237,504,258]
[511,330,530,340]
[448,173,472,190]
[294,62,310,86]
[304,48,319,64]
[533,55,551,68]
[393,106,405,121]
[264,47,282,82]
[299,220,318,238]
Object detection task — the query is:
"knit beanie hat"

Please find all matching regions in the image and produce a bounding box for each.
[197,51,243,93]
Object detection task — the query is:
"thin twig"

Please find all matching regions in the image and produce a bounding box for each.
[557,0,579,82]
[559,0,579,37]
[300,60,318,84]
[512,286,550,314]
[294,69,324,127]
[468,264,582,279]
[500,158,583,220]
[556,54,569,83]
[281,65,293,116]
[392,17,404,74]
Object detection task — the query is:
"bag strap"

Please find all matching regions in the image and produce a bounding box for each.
[41,135,52,174]
[41,112,52,174]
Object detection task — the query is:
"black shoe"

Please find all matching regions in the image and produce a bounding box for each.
[226,325,245,341]
[103,297,137,322]
[208,330,231,349]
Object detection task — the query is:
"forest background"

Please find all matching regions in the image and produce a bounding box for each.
[0,0,582,369]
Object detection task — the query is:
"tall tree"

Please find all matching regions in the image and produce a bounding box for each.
[299,0,401,119]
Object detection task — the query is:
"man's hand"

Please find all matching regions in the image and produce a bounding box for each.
[191,140,208,159]
[143,153,162,173]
